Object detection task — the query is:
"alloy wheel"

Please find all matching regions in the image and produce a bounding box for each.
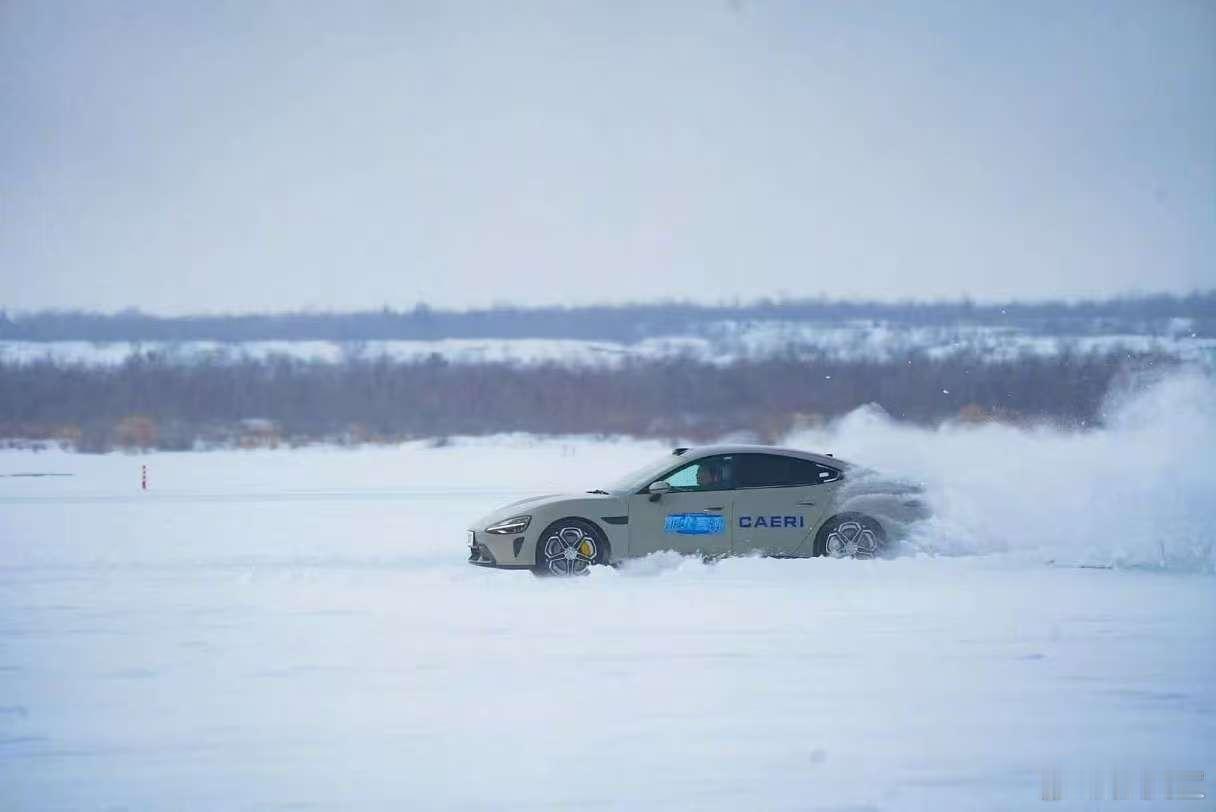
[541,525,598,575]
[825,520,883,559]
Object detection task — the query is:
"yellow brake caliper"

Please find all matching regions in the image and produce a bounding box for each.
[578,539,594,559]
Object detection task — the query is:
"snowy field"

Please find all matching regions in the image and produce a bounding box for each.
[2,319,1213,368]
[1,374,1213,809]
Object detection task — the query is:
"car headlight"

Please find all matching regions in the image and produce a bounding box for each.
[485,515,531,535]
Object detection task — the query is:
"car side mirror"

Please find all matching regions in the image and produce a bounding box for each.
[647,480,672,502]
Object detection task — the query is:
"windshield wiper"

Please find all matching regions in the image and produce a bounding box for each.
[586,489,610,495]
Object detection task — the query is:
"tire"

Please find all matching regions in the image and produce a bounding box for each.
[532,518,608,577]
[813,513,886,559]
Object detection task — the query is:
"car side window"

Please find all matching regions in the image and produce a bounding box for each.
[736,454,841,488]
[659,455,735,492]
[812,462,842,483]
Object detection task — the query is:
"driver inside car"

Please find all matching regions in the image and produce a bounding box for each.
[696,459,729,490]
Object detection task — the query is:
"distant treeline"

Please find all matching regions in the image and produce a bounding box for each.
[0,350,1174,452]
[2,292,1213,343]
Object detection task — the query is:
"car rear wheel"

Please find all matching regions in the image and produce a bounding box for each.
[533,518,607,577]
[813,513,886,559]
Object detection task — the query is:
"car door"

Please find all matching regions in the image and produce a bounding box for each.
[628,454,735,558]
[732,454,842,555]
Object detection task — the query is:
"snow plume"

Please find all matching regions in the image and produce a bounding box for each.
[787,369,1216,572]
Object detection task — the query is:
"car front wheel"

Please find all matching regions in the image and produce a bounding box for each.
[533,518,606,576]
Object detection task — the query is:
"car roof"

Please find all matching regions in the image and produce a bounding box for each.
[673,444,849,468]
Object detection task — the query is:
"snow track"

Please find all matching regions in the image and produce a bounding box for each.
[1,374,1212,809]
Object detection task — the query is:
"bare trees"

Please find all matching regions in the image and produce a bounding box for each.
[1,293,1212,343]
[0,350,1172,452]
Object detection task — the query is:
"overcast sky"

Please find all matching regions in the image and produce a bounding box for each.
[1,1,1212,313]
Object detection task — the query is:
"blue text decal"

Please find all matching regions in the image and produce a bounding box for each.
[739,515,805,529]
[664,513,726,535]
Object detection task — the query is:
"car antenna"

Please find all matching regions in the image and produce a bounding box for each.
[672,447,689,455]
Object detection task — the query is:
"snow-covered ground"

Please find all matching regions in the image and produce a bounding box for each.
[2,320,1213,368]
[1,374,1213,809]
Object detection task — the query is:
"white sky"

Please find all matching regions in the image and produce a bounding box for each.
[1,0,1213,313]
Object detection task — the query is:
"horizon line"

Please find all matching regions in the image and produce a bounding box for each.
[3,289,1215,320]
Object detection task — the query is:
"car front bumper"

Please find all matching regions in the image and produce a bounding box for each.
[467,530,534,569]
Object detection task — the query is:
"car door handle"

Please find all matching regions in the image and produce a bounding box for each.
[796,500,815,506]
[706,506,724,511]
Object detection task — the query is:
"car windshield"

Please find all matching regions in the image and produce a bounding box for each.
[601,453,684,494]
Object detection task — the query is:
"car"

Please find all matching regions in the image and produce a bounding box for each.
[467,444,930,575]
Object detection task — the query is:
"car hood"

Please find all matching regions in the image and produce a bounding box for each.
[470,491,622,532]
